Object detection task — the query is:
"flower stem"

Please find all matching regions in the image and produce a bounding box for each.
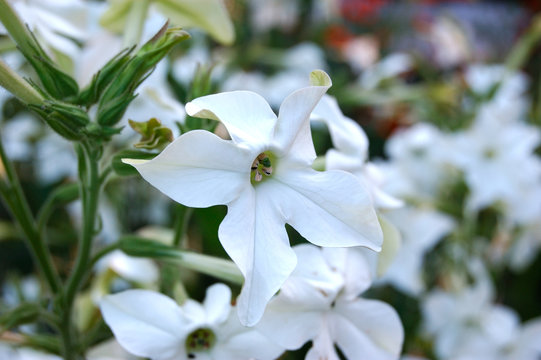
[0,58,44,105]
[0,138,61,294]
[65,142,101,304]
[59,142,102,360]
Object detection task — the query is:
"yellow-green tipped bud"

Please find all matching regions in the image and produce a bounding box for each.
[129,118,173,150]
[95,24,189,128]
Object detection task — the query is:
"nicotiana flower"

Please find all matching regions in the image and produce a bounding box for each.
[100,0,234,45]
[258,244,404,360]
[465,64,530,125]
[381,122,455,201]
[311,94,403,210]
[126,70,383,325]
[0,0,89,59]
[100,283,284,360]
[379,207,454,296]
[447,116,541,215]
[422,266,520,360]
[222,42,328,108]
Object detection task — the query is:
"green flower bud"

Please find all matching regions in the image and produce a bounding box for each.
[29,101,90,141]
[96,24,189,127]
[129,118,173,150]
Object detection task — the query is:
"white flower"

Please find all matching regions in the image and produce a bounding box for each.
[258,244,404,360]
[422,273,520,360]
[126,70,383,325]
[379,207,454,296]
[359,53,412,90]
[0,0,89,59]
[311,94,403,210]
[100,283,284,360]
[447,116,541,214]
[381,123,453,201]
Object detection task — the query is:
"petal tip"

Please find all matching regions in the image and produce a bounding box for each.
[121,158,150,166]
[309,70,332,87]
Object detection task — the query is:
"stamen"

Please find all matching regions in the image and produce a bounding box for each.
[251,152,274,182]
[254,170,263,182]
[262,166,272,176]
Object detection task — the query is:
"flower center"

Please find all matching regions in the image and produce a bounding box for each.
[185,328,216,358]
[250,151,276,184]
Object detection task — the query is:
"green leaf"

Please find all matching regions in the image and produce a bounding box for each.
[0,303,41,331]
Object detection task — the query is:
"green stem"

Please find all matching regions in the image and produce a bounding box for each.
[89,242,119,269]
[0,0,38,56]
[123,0,150,47]
[0,138,61,293]
[172,205,193,247]
[65,142,101,304]
[0,58,44,105]
[60,142,101,360]
[36,183,79,234]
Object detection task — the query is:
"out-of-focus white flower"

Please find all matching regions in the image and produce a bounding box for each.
[507,221,541,271]
[125,71,382,326]
[447,116,541,214]
[258,244,404,360]
[249,0,299,32]
[341,35,379,73]
[311,94,403,210]
[428,16,470,68]
[101,0,234,45]
[382,123,454,201]
[422,273,520,360]
[0,343,61,360]
[0,0,89,59]
[465,64,530,125]
[379,207,454,296]
[100,283,284,360]
[222,42,328,108]
[360,53,413,90]
[0,114,41,161]
[92,249,160,302]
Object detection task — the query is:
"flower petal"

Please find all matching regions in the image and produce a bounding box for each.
[276,167,382,250]
[215,311,285,360]
[333,298,404,360]
[273,72,331,164]
[203,283,232,325]
[100,290,189,360]
[218,185,297,326]
[258,295,322,349]
[306,319,341,360]
[128,130,252,207]
[312,95,368,164]
[185,91,277,146]
[155,0,235,45]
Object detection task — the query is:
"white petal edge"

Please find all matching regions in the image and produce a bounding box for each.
[128,130,252,208]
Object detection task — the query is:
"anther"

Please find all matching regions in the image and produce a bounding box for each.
[254,170,263,182]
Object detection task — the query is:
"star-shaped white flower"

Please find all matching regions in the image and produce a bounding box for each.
[126,70,383,325]
[100,284,283,360]
[311,94,403,210]
[258,244,404,360]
